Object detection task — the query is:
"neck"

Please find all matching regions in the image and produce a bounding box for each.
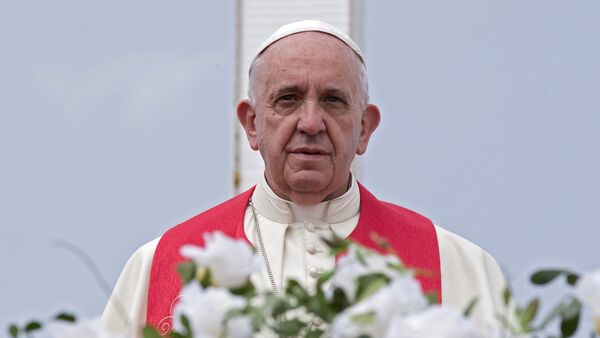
[265,174,352,206]
[252,173,359,224]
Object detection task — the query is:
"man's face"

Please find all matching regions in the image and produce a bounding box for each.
[238,32,380,205]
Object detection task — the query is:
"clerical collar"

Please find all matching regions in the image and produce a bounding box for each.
[252,174,360,224]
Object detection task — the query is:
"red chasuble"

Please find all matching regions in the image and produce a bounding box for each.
[146,183,441,332]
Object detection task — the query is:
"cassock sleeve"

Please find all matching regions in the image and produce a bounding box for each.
[435,225,510,329]
[102,238,159,335]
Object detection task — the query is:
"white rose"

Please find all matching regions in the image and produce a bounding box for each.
[331,276,428,338]
[173,283,252,338]
[181,231,262,288]
[575,269,600,317]
[332,245,405,301]
[46,317,128,338]
[225,315,254,338]
[385,305,482,338]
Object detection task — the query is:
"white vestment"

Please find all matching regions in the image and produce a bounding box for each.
[102,177,508,335]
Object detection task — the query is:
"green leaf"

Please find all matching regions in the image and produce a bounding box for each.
[386,261,408,274]
[306,295,334,322]
[321,234,351,256]
[199,268,212,288]
[328,288,350,316]
[503,287,512,306]
[531,269,565,285]
[274,318,307,337]
[305,328,325,338]
[230,280,256,298]
[560,315,579,337]
[316,270,334,290]
[286,279,309,303]
[8,324,19,338]
[566,273,579,286]
[177,261,196,285]
[141,326,163,338]
[246,306,266,330]
[54,312,77,322]
[520,298,540,329]
[560,299,581,338]
[463,298,478,317]
[355,273,389,302]
[271,298,293,318]
[425,292,439,305]
[351,312,375,325]
[180,313,192,334]
[24,321,42,333]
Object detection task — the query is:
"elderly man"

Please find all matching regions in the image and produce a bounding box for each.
[102,20,507,335]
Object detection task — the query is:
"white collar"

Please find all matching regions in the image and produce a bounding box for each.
[251,174,360,224]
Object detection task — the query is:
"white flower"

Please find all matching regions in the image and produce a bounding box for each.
[331,276,428,338]
[332,245,406,301]
[384,305,482,338]
[225,315,254,338]
[46,317,128,338]
[575,269,600,317]
[173,283,253,338]
[180,231,262,288]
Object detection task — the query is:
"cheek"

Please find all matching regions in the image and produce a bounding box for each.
[329,118,361,158]
[259,117,296,154]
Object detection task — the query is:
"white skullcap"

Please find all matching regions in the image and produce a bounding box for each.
[254,19,364,63]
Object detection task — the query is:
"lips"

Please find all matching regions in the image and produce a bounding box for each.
[289,147,329,156]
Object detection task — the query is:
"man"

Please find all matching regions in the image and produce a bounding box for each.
[102,20,507,335]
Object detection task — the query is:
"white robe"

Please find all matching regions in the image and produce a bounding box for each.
[102,177,508,335]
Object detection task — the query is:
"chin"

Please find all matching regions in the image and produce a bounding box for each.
[287,190,330,205]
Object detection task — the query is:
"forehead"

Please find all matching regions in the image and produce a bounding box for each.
[255,32,362,92]
[260,32,360,69]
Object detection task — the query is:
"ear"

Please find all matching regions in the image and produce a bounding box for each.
[356,104,381,155]
[236,100,259,151]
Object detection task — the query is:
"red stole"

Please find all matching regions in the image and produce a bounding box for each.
[146,183,441,331]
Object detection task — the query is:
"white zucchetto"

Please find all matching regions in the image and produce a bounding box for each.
[254,19,364,63]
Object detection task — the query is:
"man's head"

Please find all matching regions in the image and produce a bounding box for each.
[237,21,380,205]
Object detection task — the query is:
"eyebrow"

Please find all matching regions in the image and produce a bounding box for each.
[268,85,351,102]
[321,87,351,101]
[268,85,304,101]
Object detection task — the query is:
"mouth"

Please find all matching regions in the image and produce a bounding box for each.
[289,147,329,156]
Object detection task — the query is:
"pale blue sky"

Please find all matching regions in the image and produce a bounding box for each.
[1,0,598,331]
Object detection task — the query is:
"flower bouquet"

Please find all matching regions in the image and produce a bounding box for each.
[8,231,600,338]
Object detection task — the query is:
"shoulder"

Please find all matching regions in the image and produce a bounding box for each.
[132,237,160,259]
[358,183,433,229]
[435,225,489,258]
[434,224,502,274]
[379,200,433,223]
[118,237,161,280]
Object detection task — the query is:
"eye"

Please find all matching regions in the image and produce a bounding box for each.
[322,95,347,105]
[277,94,299,102]
[272,94,301,114]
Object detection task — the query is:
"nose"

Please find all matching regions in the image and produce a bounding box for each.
[297,101,326,135]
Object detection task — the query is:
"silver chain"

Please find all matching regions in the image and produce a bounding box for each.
[250,197,284,299]
[249,198,332,337]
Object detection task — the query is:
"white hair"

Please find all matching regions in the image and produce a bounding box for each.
[247,51,370,107]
